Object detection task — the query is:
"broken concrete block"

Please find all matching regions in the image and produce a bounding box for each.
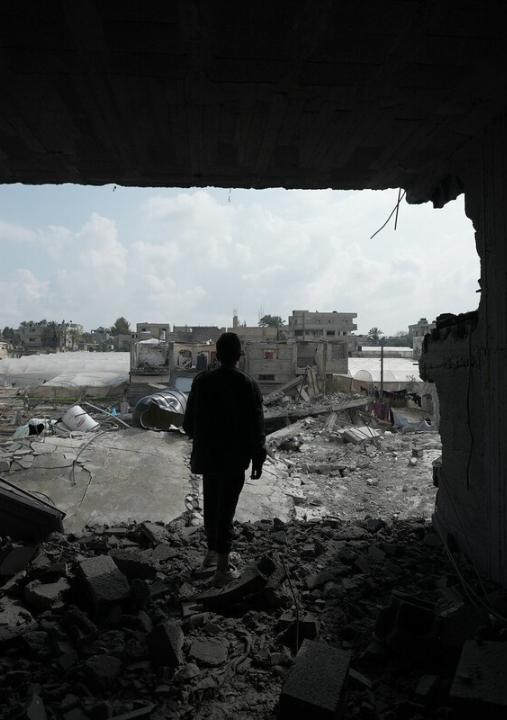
[24,694,47,720]
[78,555,130,607]
[196,557,275,610]
[139,522,168,545]
[148,621,184,667]
[24,577,70,610]
[365,518,385,533]
[0,597,37,644]
[85,654,122,687]
[450,640,507,715]
[0,545,38,576]
[306,568,337,590]
[189,637,228,666]
[151,543,179,562]
[110,549,157,580]
[22,630,50,657]
[62,605,98,643]
[415,674,439,704]
[280,639,351,719]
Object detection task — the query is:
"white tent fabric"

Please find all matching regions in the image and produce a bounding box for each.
[348,357,422,384]
[0,352,130,388]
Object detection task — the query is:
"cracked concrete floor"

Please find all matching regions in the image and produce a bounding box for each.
[1,428,293,533]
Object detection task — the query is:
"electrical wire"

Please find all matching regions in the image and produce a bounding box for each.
[370,189,406,239]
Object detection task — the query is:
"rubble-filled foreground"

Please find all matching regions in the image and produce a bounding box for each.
[1,512,504,720]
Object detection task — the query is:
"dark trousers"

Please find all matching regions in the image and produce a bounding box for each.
[202,471,245,554]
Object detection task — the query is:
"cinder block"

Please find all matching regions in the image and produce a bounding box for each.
[110,549,157,579]
[148,621,184,667]
[450,640,507,717]
[280,640,351,719]
[78,555,130,606]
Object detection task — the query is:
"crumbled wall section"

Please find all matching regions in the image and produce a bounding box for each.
[420,312,488,574]
[419,112,507,585]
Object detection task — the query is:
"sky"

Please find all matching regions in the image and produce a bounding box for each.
[0,184,479,336]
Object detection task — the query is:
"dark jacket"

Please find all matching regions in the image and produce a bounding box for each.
[182,366,266,474]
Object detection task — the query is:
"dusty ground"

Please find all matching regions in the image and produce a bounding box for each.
[1,398,440,534]
[262,413,440,524]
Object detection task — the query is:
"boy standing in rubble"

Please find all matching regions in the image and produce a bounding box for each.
[183,332,266,587]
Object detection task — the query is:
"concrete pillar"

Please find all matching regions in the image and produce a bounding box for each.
[421,114,507,585]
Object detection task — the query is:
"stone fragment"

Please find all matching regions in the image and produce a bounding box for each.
[189,637,228,666]
[22,630,50,656]
[110,549,157,579]
[140,522,168,545]
[450,640,507,712]
[365,518,385,534]
[25,694,47,720]
[280,639,351,719]
[148,621,184,667]
[151,543,179,562]
[85,654,122,685]
[306,568,337,590]
[78,555,130,606]
[415,674,439,704]
[24,577,70,610]
[63,605,98,643]
[0,600,34,643]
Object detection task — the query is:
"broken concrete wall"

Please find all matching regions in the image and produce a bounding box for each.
[326,340,349,374]
[419,112,507,586]
[244,342,297,393]
[420,312,485,570]
[130,340,172,375]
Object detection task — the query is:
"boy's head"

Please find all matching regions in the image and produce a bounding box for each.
[216,332,242,366]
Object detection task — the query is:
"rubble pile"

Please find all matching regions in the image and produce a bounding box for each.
[266,413,441,522]
[1,512,503,719]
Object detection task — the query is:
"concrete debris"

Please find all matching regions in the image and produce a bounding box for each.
[280,639,351,719]
[189,637,229,666]
[450,640,507,715]
[78,555,130,607]
[148,621,185,667]
[24,577,70,610]
[0,503,501,719]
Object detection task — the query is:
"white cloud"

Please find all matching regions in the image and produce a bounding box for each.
[0,188,479,334]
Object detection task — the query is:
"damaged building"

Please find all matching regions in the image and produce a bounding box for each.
[2,2,507,718]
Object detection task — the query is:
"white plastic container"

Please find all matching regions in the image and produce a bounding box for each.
[62,405,99,432]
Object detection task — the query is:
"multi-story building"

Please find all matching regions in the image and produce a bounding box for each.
[17,320,83,353]
[243,338,348,393]
[59,322,83,351]
[136,322,170,341]
[171,325,223,343]
[17,321,45,352]
[288,310,357,340]
[409,318,436,359]
[232,314,278,343]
